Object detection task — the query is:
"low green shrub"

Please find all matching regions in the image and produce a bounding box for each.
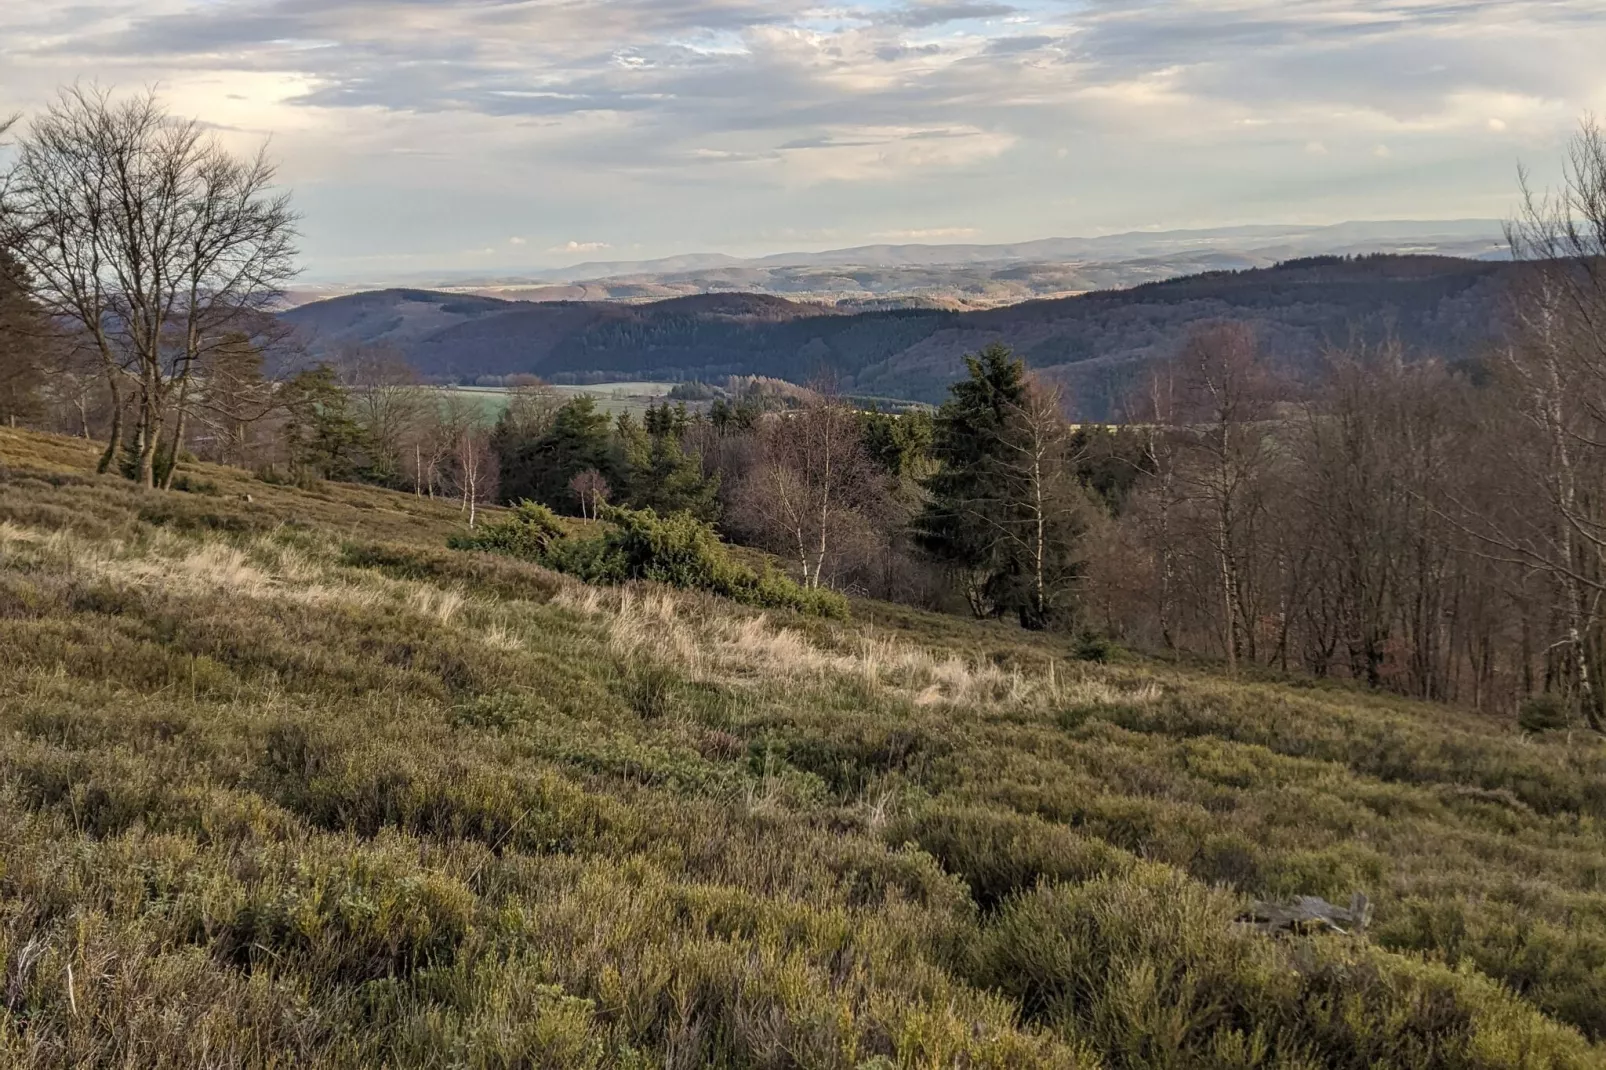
[623,662,676,719]
[1519,693,1572,733]
[1073,630,1114,663]
[170,474,221,496]
[449,501,848,618]
[449,501,567,560]
[891,804,1135,909]
[973,864,1599,1068]
[216,854,476,983]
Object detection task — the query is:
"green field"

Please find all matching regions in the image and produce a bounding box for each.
[444,382,679,420]
[1,425,1604,1068]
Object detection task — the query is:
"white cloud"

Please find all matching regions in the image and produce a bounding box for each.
[3,0,1599,274]
[872,227,979,239]
[551,240,612,253]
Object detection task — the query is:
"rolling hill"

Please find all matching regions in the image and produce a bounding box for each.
[299,219,1507,310]
[1,425,1602,1067]
[283,255,1514,417]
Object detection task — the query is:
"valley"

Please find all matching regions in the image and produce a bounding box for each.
[282,256,1510,418]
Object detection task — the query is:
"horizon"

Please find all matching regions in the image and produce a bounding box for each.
[295,216,1510,287]
[4,1,1600,278]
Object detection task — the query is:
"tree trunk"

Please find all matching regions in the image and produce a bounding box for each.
[1218,506,1239,676]
[98,377,124,475]
[159,376,193,491]
[135,372,163,488]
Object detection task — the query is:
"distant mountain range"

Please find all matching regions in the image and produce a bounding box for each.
[287,220,1509,310]
[283,254,1516,419]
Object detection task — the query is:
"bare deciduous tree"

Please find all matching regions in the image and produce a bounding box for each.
[453,427,496,528]
[192,333,281,467]
[1448,117,1606,730]
[1,86,297,486]
[1172,322,1280,674]
[339,343,428,486]
[730,393,889,589]
[569,468,610,520]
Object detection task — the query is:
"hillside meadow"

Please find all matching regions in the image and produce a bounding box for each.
[1,426,1605,1068]
[439,383,679,421]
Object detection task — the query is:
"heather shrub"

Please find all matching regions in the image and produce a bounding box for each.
[974,865,1599,1068]
[450,500,848,618]
[1,428,1603,1068]
[1519,693,1572,733]
[448,500,567,560]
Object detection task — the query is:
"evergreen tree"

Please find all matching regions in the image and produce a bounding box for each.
[644,400,690,439]
[281,366,369,484]
[0,246,50,428]
[710,397,761,434]
[611,411,652,503]
[916,343,1087,628]
[860,407,935,483]
[500,396,619,513]
[630,432,720,520]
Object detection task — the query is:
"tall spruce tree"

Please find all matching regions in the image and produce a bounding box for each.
[281,366,369,484]
[916,343,1087,628]
[623,406,720,519]
[632,435,721,520]
[612,411,652,501]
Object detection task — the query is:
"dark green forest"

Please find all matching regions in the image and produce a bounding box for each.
[283,255,1511,417]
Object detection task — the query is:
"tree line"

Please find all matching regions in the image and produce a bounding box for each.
[1074,121,1606,731]
[6,88,1606,731]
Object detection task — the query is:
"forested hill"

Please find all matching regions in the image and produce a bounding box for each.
[283,255,1512,416]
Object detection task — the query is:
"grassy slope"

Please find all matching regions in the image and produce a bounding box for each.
[439,383,679,421]
[1,426,1604,1069]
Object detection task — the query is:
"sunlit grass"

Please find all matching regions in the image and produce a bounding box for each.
[1,426,1603,1068]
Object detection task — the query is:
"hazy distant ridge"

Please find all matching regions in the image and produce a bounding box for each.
[284,254,1513,418]
[482,219,1508,282]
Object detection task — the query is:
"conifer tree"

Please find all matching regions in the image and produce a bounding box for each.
[281,366,368,484]
[632,434,721,520]
[499,396,618,512]
[0,245,50,427]
[916,343,1087,628]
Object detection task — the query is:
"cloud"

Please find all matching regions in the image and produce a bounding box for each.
[551,240,612,253]
[888,3,1018,29]
[3,0,1600,274]
[872,227,980,239]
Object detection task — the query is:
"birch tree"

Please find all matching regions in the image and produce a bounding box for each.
[1172,323,1279,674]
[732,394,887,589]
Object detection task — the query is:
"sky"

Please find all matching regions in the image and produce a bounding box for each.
[2,0,1603,279]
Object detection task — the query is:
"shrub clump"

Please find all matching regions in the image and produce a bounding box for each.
[216,855,476,984]
[1518,693,1572,733]
[973,864,1599,1068]
[449,501,567,560]
[452,502,848,618]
